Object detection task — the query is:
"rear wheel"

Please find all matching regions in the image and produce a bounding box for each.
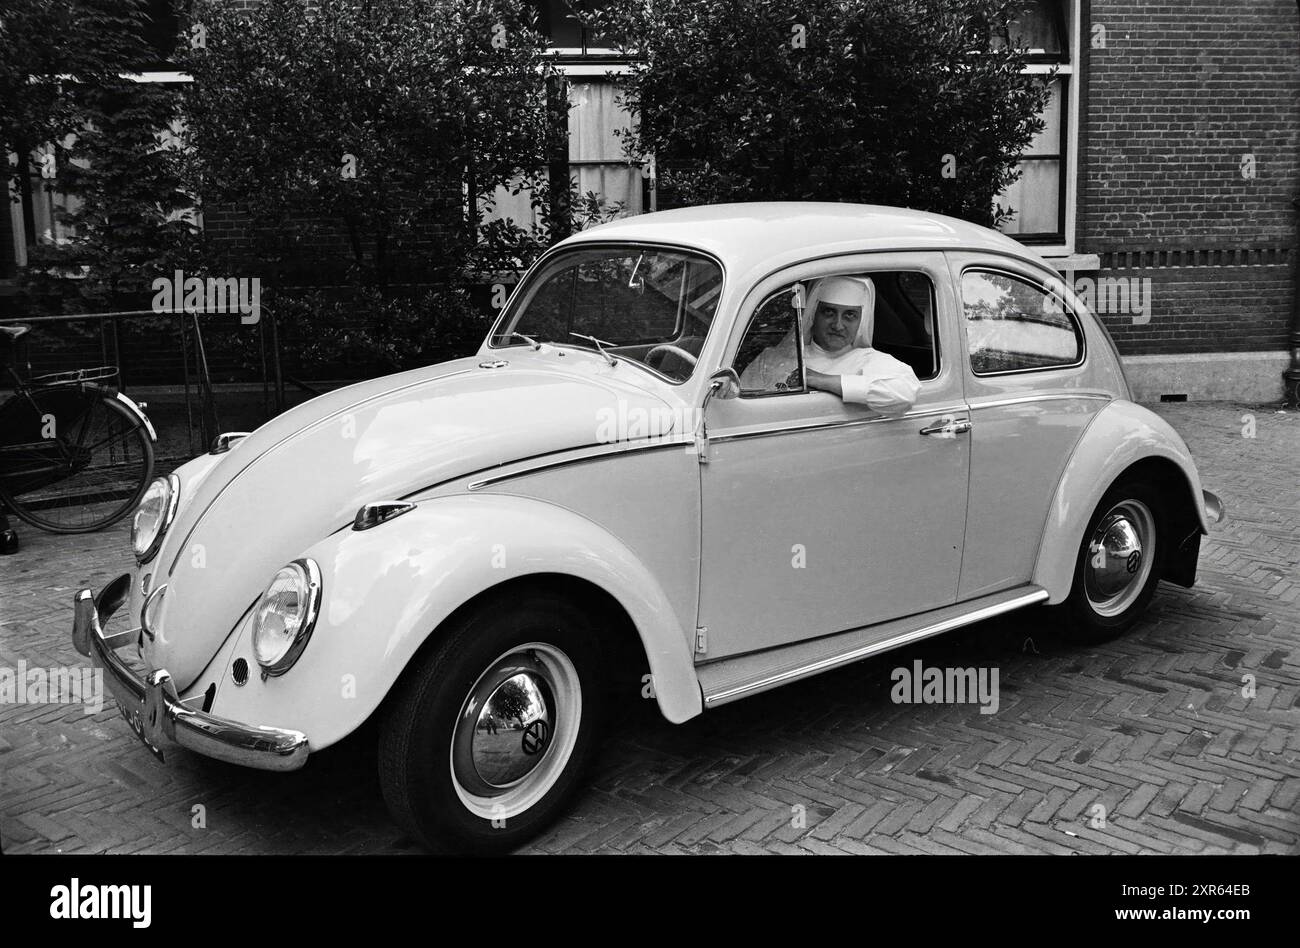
[1060,478,1165,643]
[378,590,604,854]
[0,391,153,533]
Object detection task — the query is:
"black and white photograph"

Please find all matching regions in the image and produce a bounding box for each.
[0,0,1296,923]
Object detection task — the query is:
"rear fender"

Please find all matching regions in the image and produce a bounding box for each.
[1034,400,1212,603]
[113,391,157,441]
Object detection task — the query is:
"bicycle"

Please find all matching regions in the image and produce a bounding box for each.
[0,323,155,534]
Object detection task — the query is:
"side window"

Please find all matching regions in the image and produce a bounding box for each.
[734,286,804,397]
[962,270,1082,375]
[871,271,940,381]
[733,271,942,395]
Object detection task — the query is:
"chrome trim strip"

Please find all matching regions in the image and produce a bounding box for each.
[72,580,309,771]
[482,391,1111,457]
[709,403,968,444]
[702,588,1050,707]
[467,438,694,491]
[968,391,1113,411]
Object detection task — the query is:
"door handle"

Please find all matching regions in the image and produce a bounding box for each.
[918,415,971,437]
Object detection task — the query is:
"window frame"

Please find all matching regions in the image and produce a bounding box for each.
[733,284,808,400]
[2,72,193,284]
[997,0,1079,253]
[485,238,726,387]
[534,1,631,64]
[879,270,942,383]
[959,264,1087,378]
[731,268,943,400]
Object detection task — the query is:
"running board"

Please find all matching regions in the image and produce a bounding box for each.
[698,586,1049,708]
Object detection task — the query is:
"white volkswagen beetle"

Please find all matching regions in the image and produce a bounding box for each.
[73,203,1223,853]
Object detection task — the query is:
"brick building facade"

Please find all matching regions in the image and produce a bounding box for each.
[3,0,1297,400]
[1078,0,1299,401]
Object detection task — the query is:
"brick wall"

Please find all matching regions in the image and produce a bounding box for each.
[1080,0,1300,355]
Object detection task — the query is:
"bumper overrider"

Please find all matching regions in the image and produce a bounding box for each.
[72,574,309,772]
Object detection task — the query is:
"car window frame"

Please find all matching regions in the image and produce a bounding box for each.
[959,265,1087,378]
[733,284,809,400]
[729,266,944,400]
[484,239,727,387]
[872,270,942,382]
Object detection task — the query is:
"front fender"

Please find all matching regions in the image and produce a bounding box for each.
[113,391,157,441]
[1034,399,1211,604]
[202,493,703,752]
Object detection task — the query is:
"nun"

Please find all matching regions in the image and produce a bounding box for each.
[739,275,921,414]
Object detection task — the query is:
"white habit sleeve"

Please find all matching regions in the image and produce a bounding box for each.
[837,353,921,414]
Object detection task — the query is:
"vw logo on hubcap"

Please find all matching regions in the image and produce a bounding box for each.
[521,719,550,756]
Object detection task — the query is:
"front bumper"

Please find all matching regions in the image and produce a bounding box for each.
[72,574,309,772]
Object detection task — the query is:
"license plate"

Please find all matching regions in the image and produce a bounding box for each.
[117,699,165,762]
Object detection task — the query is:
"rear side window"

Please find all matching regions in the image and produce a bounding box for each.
[962,270,1082,375]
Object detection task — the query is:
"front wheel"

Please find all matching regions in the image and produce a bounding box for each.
[1059,479,1165,643]
[378,590,604,854]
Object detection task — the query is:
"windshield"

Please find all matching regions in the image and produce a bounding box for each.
[490,244,724,382]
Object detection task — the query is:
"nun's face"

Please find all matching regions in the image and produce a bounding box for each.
[812,302,862,352]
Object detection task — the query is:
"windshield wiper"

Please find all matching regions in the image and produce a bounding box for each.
[568,332,619,367]
[510,331,542,350]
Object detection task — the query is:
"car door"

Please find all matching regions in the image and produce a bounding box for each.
[948,252,1111,600]
[695,252,969,661]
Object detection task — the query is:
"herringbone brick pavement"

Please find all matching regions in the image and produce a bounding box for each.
[1,403,1296,854]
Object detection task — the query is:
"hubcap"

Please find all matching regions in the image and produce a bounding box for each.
[1084,499,1156,617]
[450,643,581,821]
[472,669,554,787]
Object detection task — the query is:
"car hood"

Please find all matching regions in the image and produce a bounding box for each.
[144,355,680,689]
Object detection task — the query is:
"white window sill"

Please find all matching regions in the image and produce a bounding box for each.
[1040,252,1100,272]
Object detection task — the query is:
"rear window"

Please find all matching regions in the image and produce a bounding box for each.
[961,269,1082,375]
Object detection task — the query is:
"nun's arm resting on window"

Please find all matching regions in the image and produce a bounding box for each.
[806,362,921,414]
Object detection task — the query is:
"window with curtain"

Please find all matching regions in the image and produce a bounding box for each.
[28,157,81,248]
[566,80,641,215]
[995,0,1070,244]
[479,79,640,232]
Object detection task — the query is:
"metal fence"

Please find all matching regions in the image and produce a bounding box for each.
[0,307,286,462]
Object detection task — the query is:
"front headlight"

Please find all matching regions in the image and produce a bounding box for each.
[131,474,179,563]
[252,558,322,676]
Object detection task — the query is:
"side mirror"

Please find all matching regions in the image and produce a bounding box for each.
[707,367,741,401]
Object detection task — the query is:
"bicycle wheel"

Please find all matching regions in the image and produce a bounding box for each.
[0,389,154,533]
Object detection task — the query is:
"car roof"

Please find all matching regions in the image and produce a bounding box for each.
[563,202,1046,278]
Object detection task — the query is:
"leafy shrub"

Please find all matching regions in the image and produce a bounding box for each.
[179,0,558,289]
[590,0,1052,228]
